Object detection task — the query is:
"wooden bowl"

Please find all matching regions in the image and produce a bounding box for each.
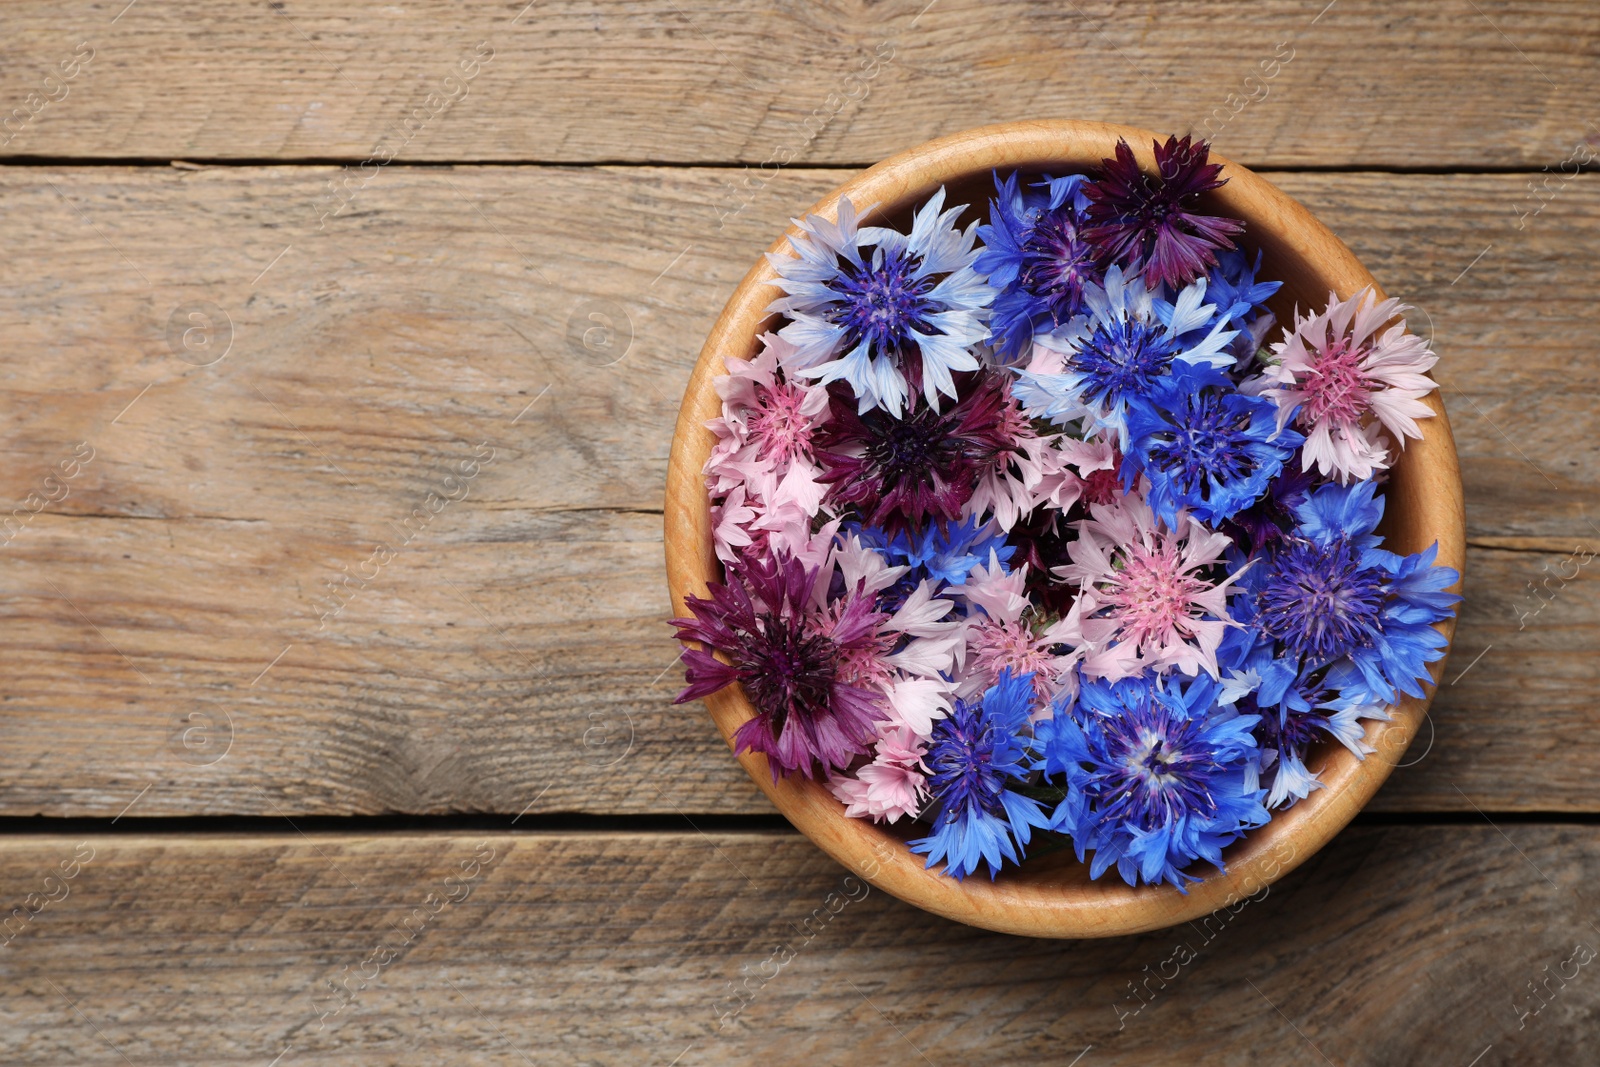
[663,120,1464,938]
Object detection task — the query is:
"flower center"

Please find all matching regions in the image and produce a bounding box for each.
[1100,715,1220,831]
[863,409,946,485]
[970,618,1056,696]
[1299,335,1373,425]
[744,613,839,735]
[1146,393,1258,500]
[1020,213,1095,321]
[1139,737,1174,772]
[1101,542,1211,647]
[748,380,813,466]
[1070,319,1177,413]
[1079,464,1123,507]
[1255,537,1387,660]
[831,613,895,690]
[1145,198,1176,222]
[926,709,1006,819]
[828,248,936,352]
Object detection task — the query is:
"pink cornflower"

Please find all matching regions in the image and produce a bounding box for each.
[705,331,830,495]
[737,340,828,469]
[820,579,958,690]
[745,459,828,535]
[880,676,955,736]
[1034,435,1120,519]
[823,599,898,692]
[1254,287,1438,483]
[710,485,757,566]
[951,554,1078,707]
[827,723,930,824]
[966,616,1076,710]
[765,515,840,588]
[1055,491,1239,681]
[816,536,963,707]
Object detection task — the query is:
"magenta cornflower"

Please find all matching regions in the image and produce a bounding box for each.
[1082,135,1244,289]
[814,371,1020,534]
[671,554,885,779]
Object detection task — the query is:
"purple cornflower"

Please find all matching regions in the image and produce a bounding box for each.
[671,554,884,780]
[1083,136,1245,290]
[815,371,1020,534]
[975,172,1098,362]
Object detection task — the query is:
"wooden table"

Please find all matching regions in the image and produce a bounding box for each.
[0,2,1595,1063]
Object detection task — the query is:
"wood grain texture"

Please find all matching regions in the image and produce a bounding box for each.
[0,1,1596,168]
[0,828,1595,1064]
[0,164,1594,817]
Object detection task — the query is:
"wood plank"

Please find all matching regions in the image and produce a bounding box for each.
[0,165,1595,816]
[0,827,1593,1064]
[0,1,1596,167]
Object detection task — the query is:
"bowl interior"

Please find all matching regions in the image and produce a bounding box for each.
[664,120,1464,938]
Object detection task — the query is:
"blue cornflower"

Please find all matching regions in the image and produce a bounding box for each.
[766,190,995,417]
[1206,247,1281,329]
[1240,480,1461,702]
[974,172,1097,363]
[1123,362,1304,527]
[851,516,1015,590]
[1216,626,1345,808]
[1316,665,1400,757]
[1249,687,1333,808]
[1289,471,1386,549]
[1036,672,1268,890]
[911,670,1050,880]
[1012,265,1239,446]
[1207,247,1283,364]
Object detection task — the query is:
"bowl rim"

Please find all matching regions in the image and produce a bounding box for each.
[663,119,1465,938]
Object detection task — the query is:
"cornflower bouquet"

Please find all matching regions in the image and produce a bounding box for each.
[671,135,1460,890]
